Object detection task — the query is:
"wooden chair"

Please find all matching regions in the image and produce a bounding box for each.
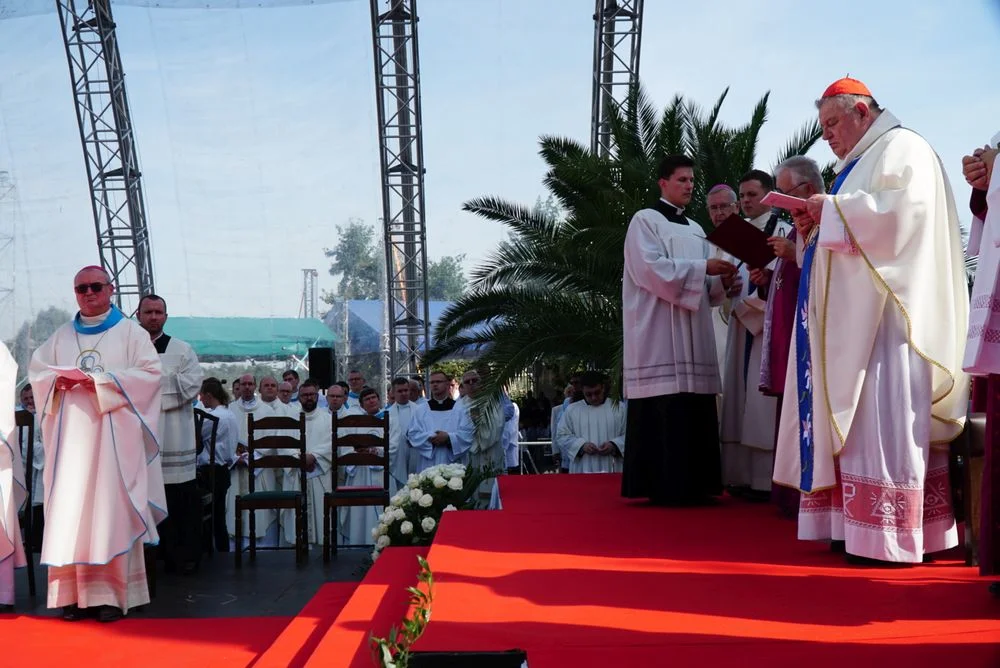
[193,408,219,556]
[235,413,308,567]
[14,409,36,597]
[323,412,390,563]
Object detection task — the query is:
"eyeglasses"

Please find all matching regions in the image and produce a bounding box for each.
[74,282,108,294]
[462,378,480,385]
[777,182,810,196]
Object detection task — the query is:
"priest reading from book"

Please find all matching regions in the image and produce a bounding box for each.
[29,265,166,622]
[621,154,740,506]
[720,170,791,501]
[556,371,626,474]
[772,78,969,565]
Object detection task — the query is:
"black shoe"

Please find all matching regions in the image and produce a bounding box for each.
[830,540,846,554]
[62,604,87,622]
[845,554,911,568]
[97,605,123,623]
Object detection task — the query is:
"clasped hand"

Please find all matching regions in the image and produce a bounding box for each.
[55,375,94,392]
[963,145,996,191]
[582,441,615,455]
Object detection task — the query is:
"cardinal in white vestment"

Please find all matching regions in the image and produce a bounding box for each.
[621,155,740,505]
[557,371,626,474]
[773,79,968,564]
[0,341,25,609]
[227,374,277,545]
[30,266,166,620]
[279,382,332,546]
[720,171,790,497]
[138,294,204,574]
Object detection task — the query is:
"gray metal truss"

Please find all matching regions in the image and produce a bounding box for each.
[369,0,430,384]
[300,268,318,319]
[56,0,154,314]
[590,0,644,158]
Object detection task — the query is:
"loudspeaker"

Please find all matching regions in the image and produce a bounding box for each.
[307,347,335,388]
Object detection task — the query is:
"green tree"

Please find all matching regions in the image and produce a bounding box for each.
[9,306,72,380]
[423,84,822,424]
[323,218,383,301]
[426,255,468,301]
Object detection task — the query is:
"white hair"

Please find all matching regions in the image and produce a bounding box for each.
[815,93,882,114]
[775,156,825,193]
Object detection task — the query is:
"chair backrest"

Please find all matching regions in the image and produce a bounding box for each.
[332,412,390,492]
[194,407,220,467]
[14,410,34,504]
[247,413,308,493]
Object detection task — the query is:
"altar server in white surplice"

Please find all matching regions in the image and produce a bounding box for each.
[386,377,431,489]
[773,78,967,564]
[0,341,26,610]
[719,170,790,498]
[30,266,165,621]
[339,388,386,546]
[621,156,741,506]
[227,374,277,545]
[138,294,204,574]
[411,370,473,473]
[280,381,332,546]
[557,371,626,474]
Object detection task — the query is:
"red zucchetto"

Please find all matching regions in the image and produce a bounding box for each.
[821,77,872,98]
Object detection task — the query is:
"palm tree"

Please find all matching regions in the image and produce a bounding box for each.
[423,84,824,424]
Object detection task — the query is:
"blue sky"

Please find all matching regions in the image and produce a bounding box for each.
[0,0,997,338]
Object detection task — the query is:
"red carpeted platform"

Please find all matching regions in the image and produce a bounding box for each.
[410,474,1000,667]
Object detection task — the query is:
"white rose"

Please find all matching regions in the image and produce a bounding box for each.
[447,477,464,491]
[371,526,380,540]
[407,473,420,488]
[376,535,391,549]
[371,549,380,562]
[391,491,408,505]
[421,517,436,532]
[418,493,434,508]
[400,521,413,535]
[393,508,406,521]
[432,475,447,489]
[443,504,457,512]
[409,488,424,503]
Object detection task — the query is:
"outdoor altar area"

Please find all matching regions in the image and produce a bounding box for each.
[4,473,1000,667]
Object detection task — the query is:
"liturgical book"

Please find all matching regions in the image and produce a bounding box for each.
[706,214,775,269]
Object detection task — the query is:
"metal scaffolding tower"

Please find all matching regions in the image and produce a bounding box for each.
[0,170,15,312]
[56,0,154,315]
[370,0,430,384]
[590,0,644,158]
[299,268,318,318]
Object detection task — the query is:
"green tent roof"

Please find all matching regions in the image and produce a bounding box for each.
[165,317,337,359]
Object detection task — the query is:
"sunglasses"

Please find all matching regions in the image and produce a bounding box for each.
[74,282,108,294]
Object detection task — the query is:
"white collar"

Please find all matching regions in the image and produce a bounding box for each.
[835,110,901,173]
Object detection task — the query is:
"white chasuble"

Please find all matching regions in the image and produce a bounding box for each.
[29,308,165,611]
[387,401,432,488]
[556,399,626,474]
[0,341,25,606]
[412,400,474,472]
[227,398,276,539]
[720,213,789,491]
[622,208,726,399]
[964,151,1000,375]
[773,111,967,562]
[155,336,203,485]
[281,408,332,546]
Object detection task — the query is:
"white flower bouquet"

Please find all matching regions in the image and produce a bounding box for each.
[370,462,497,562]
